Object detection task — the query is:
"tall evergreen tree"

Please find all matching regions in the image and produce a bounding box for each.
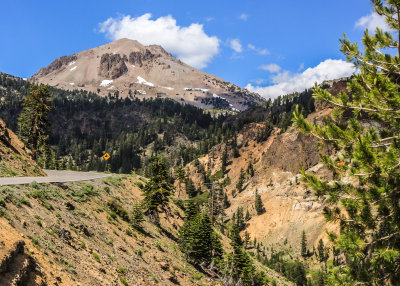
[301,231,307,258]
[142,157,173,223]
[131,201,145,230]
[317,239,327,263]
[236,168,245,193]
[179,212,222,265]
[221,145,228,173]
[247,161,254,177]
[17,84,51,160]
[185,178,197,198]
[293,0,400,283]
[254,189,265,215]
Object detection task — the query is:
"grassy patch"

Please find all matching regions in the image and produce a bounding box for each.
[119,277,129,286]
[0,162,19,177]
[117,267,127,274]
[92,252,100,263]
[102,176,123,187]
[107,199,130,222]
[67,184,99,202]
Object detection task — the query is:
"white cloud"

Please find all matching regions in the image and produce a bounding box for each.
[250,78,267,85]
[298,62,305,71]
[99,14,220,69]
[246,59,355,99]
[230,38,243,53]
[248,43,269,55]
[239,14,248,21]
[355,12,390,31]
[259,63,281,73]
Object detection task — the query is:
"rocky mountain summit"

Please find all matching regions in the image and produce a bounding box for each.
[30,38,264,111]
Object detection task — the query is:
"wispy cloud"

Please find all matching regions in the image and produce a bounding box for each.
[246,59,355,99]
[230,38,243,53]
[99,13,220,69]
[248,44,269,55]
[355,12,389,31]
[239,14,248,21]
[259,63,281,73]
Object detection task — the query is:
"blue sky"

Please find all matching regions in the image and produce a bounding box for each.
[0,0,381,98]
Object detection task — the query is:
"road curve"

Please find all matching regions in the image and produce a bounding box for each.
[0,170,112,186]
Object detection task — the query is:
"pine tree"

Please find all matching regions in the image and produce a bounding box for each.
[17,84,52,160]
[254,189,265,215]
[247,161,254,177]
[179,212,222,265]
[185,178,197,198]
[236,207,245,230]
[293,1,400,283]
[245,209,251,221]
[225,224,257,285]
[301,231,307,258]
[185,199,199,221]
[317,239,327,263]
[223,192,230,208]
[221,145,228,173]
[236,168,245,193]
[142,157,173,223]
[244,231,250,249]
[131,201,145,229]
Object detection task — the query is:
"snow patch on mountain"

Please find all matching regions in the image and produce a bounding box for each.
[136,76,154,87]
[100,79,113,87]
[184,88,209,92]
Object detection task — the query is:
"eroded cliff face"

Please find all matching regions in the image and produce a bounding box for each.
[32,55,78,79]
[185,119,335,253]
[98,53,128,79]
[0,118,45,177]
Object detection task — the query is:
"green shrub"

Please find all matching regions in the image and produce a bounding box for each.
[92,252,100,263]
[68,184,99,202]
[134,182,144,189]
[125,229,133,236]
[103,177,123,187]
[154,241,163,251]
[119,277,128,286]
[135,249,143,257]
[107,200,130,222]
[193,273,202,280]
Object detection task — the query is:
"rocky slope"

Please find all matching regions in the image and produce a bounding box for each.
[0,118,45,177]
[30,38,264,111]
[184,116,336,255]
[0,175,293,286]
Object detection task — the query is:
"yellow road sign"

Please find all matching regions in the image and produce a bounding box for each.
[103,153,110,160]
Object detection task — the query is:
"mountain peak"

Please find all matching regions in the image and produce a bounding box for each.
[30,39,264,111]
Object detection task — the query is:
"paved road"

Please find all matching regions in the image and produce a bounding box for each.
[0,170,111,186]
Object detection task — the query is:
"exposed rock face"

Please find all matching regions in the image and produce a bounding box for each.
[128,49,160,67]
[33,55,77,78]
[184,119,335,253]
[263,131,321,173]
[99,53,128,79]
